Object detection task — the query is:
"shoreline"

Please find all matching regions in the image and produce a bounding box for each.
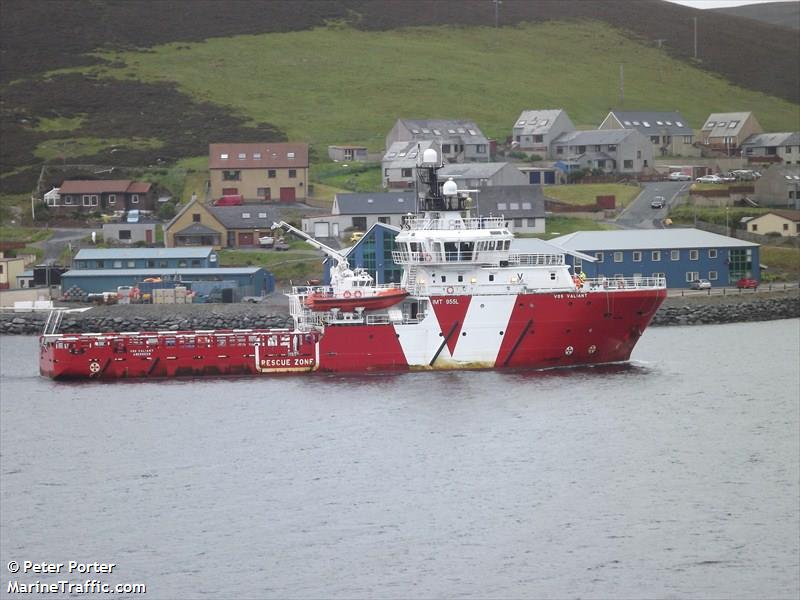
[1,290,798,336]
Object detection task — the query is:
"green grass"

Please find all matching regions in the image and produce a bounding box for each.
[33,136,163,161]
[544,183,641,207]
[95,21,799,150]
[760,246,800,281]
[311,162,383,192]
[668,205,769,226]
[217,249,323,282]
[0,226,53,243]
[33,115,86,132]
[522,216,616,239]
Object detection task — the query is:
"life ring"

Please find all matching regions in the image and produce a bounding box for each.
[446,286,454,294]
[343,291,352,298]
[353,290,362,298]
[89,361,101,374]
[424,253,432,262]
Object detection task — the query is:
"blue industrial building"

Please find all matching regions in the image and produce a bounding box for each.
[60,267,273,298]
[72,247,218,270]
[322,222,403,285]
[551,229,760,288]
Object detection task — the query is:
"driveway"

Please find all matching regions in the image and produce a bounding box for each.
[614,181,690,229]
[38,228,96,264]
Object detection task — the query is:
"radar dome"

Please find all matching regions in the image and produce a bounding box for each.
[442,178,458,197]
[421,148,439,165]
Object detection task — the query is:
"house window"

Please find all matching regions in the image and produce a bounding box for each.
[191,260,201,267]
[401,168,412,177]
[192,213,201,223]
[752,224,758,231]
[709,271,718,280]
[288,169,296,179]
[109,194,116,205]
[533,135,543,144]
[652,272,665,279]
[623,160,633,169]
[595,252,604,263]
[352,217,367,230]
[708,249,717,258]
[614,251,623,262]
[178,260,187,268]
[238,153,246,159]
[522,202,531,209]
[442,144,451,153]
[689,249,699,260]
[683,136,692,143]
[220,153,228,159]
[607,145,616,152]
[574,258,583,273]
[556,146,564,155]
[671,250,680,260]
[636,150,642,159]
[652,250,661,261]
[686,271,699,282]
[509,202,519,210]
[257,187,271,200]
[513,218,523,227]
[253,153,262,159]
[113,260,122,268]
[131,195,139,204]
[222,170,240,181]
[147,260,155,267]
[95,261,105,268]
[650,136,659,144]
[127,260,135,268]
[82,195,91,206]
[119,230,131,240]
[268,170,276,178]
[632,251,642,262]
[489,274,494,282]
[378,216,391,224]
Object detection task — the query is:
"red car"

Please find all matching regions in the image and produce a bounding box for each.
[736,278,759,289]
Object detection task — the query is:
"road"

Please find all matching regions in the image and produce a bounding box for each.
[614,181,690,229]
[38,228,95,264]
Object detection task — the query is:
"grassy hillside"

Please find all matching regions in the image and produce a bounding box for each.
[94,21,798,151]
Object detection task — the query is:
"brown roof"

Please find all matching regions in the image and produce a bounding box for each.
[208,142,309,170]
[59,180,151,194]
[762,209,800,222]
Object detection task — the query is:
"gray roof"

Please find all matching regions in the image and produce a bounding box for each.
[208,205,280,229]
[474,186,546,218]
[62,267,264,277]
[383,140,438,168]
[551,228,758,251]
[553,129,635,146]
[439,162,512,179]
[514,109,568,135]
[174,223,221,236]
[334,192,416,215]
[604,111,692,135]
[741,132,800,148]
[75,247,214,260]
[701,112,753,137]
[398,119,488,143]
[511,237,597,263]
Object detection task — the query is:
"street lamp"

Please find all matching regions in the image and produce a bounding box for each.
[725,206,729,235]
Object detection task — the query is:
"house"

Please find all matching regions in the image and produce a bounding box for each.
[754,165,800,208]
[700,112,763,154]
[745,210,800,237]
[102,221,158,245]
[437,162,529,188]
[382,140,439,189]
[49,180,154,214]
[43,187,60,205]
[740,132,800,165]
[72,247,218,270]
[386,119,491,163]
[511,109,576,157]
[517,165,566,185]
[550,229,759,287]
[599,110,699,157]
[474,186,546,234]
[164,198,280,248]
[328,145,369,162]
[0,256,26,290]
[208,142,309,203]
[551,129,654,174]
[302,191,416,238]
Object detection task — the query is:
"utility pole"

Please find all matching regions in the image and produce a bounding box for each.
[619,63,624,107]
[493,0,502,27]
[693,17,698,59]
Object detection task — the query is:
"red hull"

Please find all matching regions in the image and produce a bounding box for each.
[39,289,666,380]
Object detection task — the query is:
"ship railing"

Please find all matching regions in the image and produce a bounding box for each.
[392,250,564,266]
[581,276,667,290]
[403,216,507,231]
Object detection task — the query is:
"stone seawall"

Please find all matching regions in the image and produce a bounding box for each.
[2,292,798,335]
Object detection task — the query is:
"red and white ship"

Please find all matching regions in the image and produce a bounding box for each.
[39,149,666,379]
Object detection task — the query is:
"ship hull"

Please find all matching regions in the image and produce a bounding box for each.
[39,289,666,380]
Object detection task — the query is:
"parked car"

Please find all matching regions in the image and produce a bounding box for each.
[720,173,737,183]
[349,231,365,243]
[214,194,244,206]
[650,196,665,209]
[274,239,290,251]
[696,174,723,184]
[736,277,759,289]
[668,171,691,181]
[690,279,712,290]
[126,209,140,223]
[258,235,274,248]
